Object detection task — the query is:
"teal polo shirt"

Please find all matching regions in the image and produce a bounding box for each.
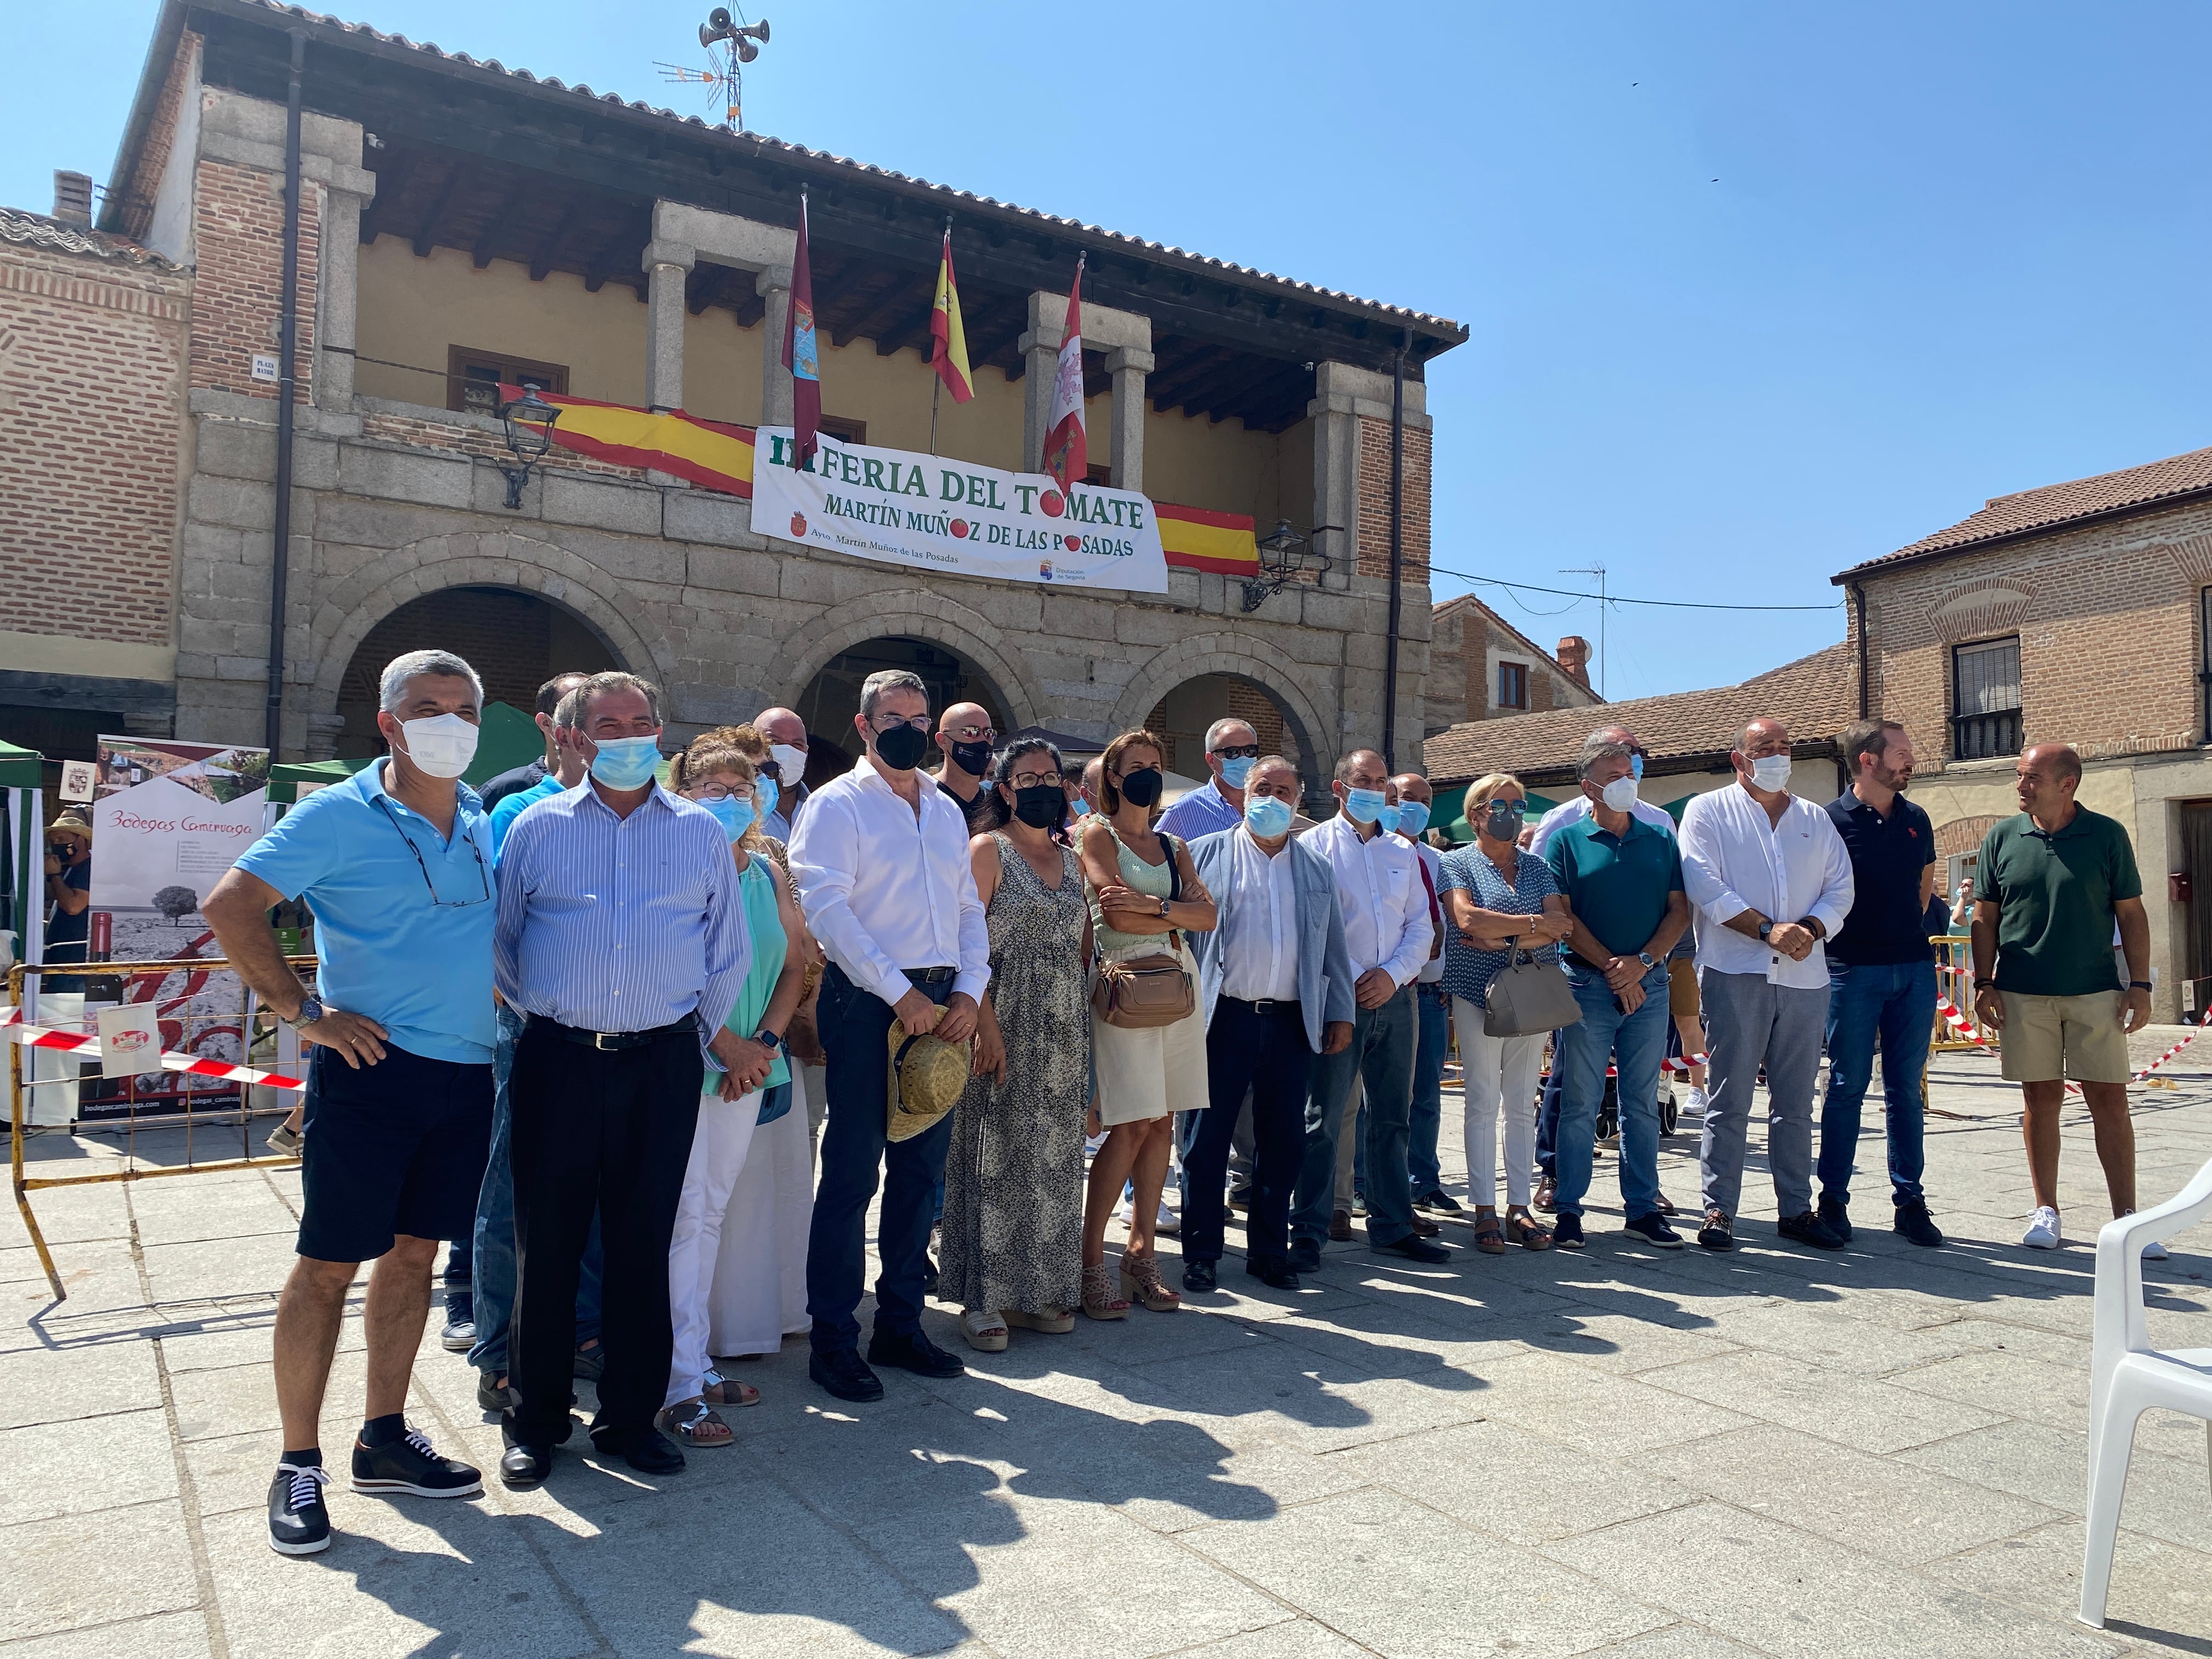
[1545,812,1684,960]
[235,760,499,1063]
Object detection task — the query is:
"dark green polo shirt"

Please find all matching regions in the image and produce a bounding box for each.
[1545,813,1684,959]
[1977,806,2141,997]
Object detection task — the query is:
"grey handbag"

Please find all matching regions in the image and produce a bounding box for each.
[1483,946,1583,1039]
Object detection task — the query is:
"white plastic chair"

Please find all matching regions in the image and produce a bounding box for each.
[2079,1156,2212,1627]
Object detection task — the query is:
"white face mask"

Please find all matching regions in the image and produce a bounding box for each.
[396,712,479,780]
[769,743,806,789]
[1748,754,1793,793]
[1600,776,1639,813]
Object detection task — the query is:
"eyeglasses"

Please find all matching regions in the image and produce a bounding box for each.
[869,713,933,733]
[944,723,997,743]
[1210,743,1262,760]
[375,799,491,908]
[686,783,755,803]
[1006,770,1060,791]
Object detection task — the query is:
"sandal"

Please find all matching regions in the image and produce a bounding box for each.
[654,1398,733,1447]
[1119,1249,1181,1312]
[1506,1210,1553,1251]
[1003,1307,1075,1335]
[1080,1261,1130,1321]
[961,1308,1009,1352]
[1471,1211,1508,1256]
[702,1369,761,1408]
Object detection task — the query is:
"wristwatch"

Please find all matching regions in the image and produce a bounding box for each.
[753,1028,786,1053]
[1636,952,1657,969]
[2129,980,2154,992]
[283,996,325,1031]
[1159,896,1171,918]
[1756,919,1774,941]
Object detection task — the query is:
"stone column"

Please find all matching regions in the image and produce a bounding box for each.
[643,239,696,413]
[1104,347,1153,493]
[1019,331,1058,474]
[757,264,794,427]
[313,178,369,412]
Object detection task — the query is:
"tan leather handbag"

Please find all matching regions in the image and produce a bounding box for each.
[1090,832,1195,1029]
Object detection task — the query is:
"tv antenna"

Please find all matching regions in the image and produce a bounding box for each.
[657,7,771,132]
[1560,563,1608,697]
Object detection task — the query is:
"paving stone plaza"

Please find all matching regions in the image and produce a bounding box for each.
[7,1035,2212,1659]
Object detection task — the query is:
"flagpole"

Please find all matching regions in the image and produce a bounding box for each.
[929,217,952,456]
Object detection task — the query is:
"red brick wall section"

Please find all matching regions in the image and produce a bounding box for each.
[1356,416,1432,581]
[359,410,650,483]
[114,32,200,244]
[0,244,188,645]
[1858,496,2212,768]
[189,158,317,402]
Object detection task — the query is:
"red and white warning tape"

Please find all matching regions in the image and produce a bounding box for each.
[1933,995,1995,1054]
[1663,1052,1708,1075]
[2132,1013,2212,1082]
[0,1008,303,1092]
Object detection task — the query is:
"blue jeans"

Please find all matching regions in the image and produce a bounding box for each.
[468,1002,603,1376]
[1293,986,1417,1250]
[808,965,954,1355]
[1356,984,1450,1198]
[1555,963,1670,1220]
[1817,958,1936,1206]
[1534,1041,1566,1179]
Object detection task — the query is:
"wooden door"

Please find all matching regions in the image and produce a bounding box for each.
[2180,802,2212,1011]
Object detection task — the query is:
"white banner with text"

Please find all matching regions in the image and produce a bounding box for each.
[751,426,1169,593]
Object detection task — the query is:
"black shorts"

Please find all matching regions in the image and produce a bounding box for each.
[297,1041,494,1263]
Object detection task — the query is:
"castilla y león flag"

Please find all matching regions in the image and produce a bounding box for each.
[929,228,974,404]
[782,191,821,469]
[1041,256,1087,493]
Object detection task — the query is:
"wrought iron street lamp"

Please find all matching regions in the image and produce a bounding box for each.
[1241,518,1338,612]
[496,382,561,509]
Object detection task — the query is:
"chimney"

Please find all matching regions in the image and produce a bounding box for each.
[1556,635,1592,689]
[52,171,94,228]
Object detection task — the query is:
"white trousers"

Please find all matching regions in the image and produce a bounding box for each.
[1453,998,1544,1210]
[665,1090,760,1409]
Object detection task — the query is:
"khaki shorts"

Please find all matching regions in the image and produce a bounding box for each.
[1668,957,1701,1021]
[1998,989,2131,1085]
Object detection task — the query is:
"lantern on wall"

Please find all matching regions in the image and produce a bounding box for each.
[1242,519,1336,612]
[495,382,561,510]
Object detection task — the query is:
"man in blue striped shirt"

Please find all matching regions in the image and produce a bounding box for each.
[492,672,752,1486]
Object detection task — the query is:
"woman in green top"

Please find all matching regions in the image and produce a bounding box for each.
[661,736,806,1447]
[1076,729,1217,1319]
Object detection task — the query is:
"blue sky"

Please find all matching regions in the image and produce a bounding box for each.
[12,2,2211,701]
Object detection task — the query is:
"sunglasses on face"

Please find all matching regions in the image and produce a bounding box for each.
[944,724,996,743]
[1210,744,1261,760]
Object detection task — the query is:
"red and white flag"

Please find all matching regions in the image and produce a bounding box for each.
[1041,255,1087,494]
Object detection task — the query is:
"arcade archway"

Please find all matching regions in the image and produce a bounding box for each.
[333,585,620,754]
[1143,673,1319,804]
[795,635,1019,764]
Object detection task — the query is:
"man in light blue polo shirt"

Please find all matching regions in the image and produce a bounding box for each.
[205,649,498,1559]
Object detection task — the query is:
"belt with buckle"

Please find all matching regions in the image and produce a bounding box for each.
[533,1012,698,1051]
[903,966,957,986]
[1225,995,1301,1017]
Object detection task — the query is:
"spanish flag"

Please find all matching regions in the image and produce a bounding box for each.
[929,228,973,404]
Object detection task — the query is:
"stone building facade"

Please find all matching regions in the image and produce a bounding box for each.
[1838,443,2212,1018]
[9,2,1466,811]
[1422,595,1598,735]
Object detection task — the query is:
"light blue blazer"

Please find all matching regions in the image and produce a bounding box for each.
[1187,826,1357,1053]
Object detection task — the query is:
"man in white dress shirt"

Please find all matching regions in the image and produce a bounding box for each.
[1678,717,1854,1254]
[1288,749,1447,1270]
[788,669,989,1403]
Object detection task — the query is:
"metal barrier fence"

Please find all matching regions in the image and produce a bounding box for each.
[1931,935,1994,1052]
[8,957,316,1301]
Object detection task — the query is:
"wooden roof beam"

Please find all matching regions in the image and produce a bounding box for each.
[409,163,465,259]
[527,196,588,281]
[471,184,532,269]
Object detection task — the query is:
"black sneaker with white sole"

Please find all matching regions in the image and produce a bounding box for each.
[351,1424,483,1499]
[1623,1211,1685,1249]
[268,1462,331,1555]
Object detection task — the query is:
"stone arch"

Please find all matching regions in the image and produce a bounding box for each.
[304,531,670,752]
[1934,814,1999,859]
[1111,634,1333,785]
[779,589,1043,732]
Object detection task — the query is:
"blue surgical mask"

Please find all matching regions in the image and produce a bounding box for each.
[701,794,754,842]
[754,775,779,825]
[1394,800,1431,837]
[1245,794,1294,839]
[1218,755,1256,789]
[1377,804,1402,834]
[1344,787,1387,825]
[589,735,663,790]
[1631,752,1646,781]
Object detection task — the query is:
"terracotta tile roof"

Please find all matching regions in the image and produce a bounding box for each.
[1423,641,1855,785]
[1840,444,2212,576]
[208,2,1466,342]
[0,206,172,267]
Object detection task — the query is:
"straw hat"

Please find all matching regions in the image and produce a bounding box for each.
[885,1023,970,1141]
[49,808,93,842]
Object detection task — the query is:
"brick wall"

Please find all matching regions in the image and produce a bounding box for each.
[1857,498,2212,769]
[1423,595,1597,730]
[359,409,650,483]
[0,242,188,645]
[189,157,317,402]
[112,32,198,244]
[1355,416,1431,580]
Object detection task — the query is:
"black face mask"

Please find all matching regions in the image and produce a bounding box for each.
[874,724,929,772]
[1117,768,1164,809]
[1009,783,1065,829]
[949,738,993,777]
[1483,802,1526,842]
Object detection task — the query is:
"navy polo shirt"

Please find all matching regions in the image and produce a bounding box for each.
[1824,790,1936,967]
